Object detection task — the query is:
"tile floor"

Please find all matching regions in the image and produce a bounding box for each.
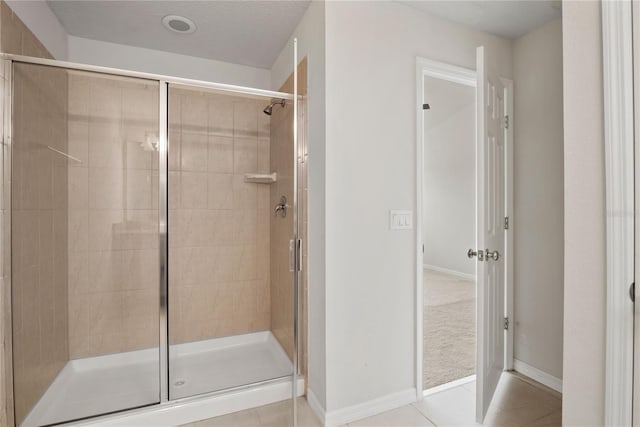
[350,373,561,427]
[181,398,323,427]
[183,372,560,427]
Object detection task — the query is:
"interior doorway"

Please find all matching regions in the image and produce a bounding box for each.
[416,53,514,422]
[416,12,565,426]
[421,75,477,392]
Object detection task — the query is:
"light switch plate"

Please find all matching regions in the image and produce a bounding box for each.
[389,210,413,230]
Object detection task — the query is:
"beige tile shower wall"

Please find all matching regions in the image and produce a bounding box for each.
[12,63,69,426]
[66,73,160,359]
[1,1,69,423]
[269,99,294,361]
[300,61,308,379]
[270,59,307,364]
[168,89,271,344]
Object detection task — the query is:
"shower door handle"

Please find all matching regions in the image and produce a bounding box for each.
[289,239,302,272]
[289,240,295,272]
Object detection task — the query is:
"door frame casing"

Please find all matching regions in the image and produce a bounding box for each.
[414,57,514,398]
[634,1,640,425]
[602,0,635,425]
[503,78,514,372]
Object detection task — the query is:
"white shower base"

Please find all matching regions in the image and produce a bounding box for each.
[23,331,298,427]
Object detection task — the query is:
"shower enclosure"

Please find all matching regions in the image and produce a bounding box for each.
[2,45,304,426]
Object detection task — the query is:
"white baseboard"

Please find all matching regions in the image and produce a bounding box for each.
[513,359,562,393]
[423,374,476,397]
[324,388,416,427]
[306,388,326,426]
[423,264,475,281]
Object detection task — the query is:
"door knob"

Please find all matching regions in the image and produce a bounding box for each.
[467,248,484,261]
[485,249,500,261]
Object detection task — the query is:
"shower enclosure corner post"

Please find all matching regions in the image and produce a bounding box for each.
[1,57,15,427]
[158,80,169,404]
[292,37,300,426]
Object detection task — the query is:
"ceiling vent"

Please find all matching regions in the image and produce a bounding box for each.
[162,15,197,34]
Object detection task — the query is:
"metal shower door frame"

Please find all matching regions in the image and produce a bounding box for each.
[2,56,14,427]
[0,52,301,426]
[292,37,300,426]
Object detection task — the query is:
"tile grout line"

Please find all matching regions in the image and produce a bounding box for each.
[410,402,440,426]
[520,407,561,427]
[509,371,562,401]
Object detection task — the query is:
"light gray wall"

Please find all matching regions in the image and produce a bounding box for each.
[562,0,606,425]
[423,77,475,276]
[5,0,68,60]
[512,18,564,380]
[324,0,512,412]
[67,36,271,89]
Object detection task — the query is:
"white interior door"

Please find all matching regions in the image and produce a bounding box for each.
[475,45,506,423]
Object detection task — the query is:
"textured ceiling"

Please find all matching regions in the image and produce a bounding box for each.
[398,0,562,39]
[47,0,311,69]
[48,1,560,69]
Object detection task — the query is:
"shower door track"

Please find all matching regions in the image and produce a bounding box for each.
[2,52,302,426]
[62,377,306,426]
[0,54,294,100]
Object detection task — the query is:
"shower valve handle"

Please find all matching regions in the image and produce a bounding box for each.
[274,196,288,218]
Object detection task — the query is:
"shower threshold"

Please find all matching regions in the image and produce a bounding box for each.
[22,331,297,427]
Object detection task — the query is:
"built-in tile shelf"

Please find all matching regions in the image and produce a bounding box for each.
[244,172,277,184]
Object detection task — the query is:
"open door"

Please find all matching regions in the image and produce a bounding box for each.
[475,45,506,423]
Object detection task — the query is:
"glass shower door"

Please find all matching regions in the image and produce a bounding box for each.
[166,84,297,401]
[6,49,302,426]
[10,62,162,426]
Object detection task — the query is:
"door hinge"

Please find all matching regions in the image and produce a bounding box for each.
[504,317,509,330]
[504,216,509,230]
[630,282,635,303]
[422,244,425,253]
[504,115,510,129]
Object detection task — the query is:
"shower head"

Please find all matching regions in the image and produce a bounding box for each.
[263,99,286,116]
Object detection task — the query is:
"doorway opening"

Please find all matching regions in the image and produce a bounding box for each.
[421,75,477,393]
[416,14,564,426]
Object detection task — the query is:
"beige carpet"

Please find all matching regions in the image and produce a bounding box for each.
[423,268,476,390]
